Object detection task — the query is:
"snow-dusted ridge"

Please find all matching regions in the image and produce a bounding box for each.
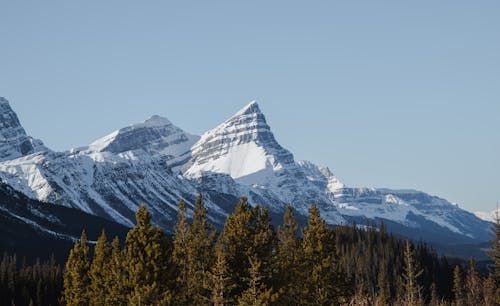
[475,209,499,222]
[0,97,493,244]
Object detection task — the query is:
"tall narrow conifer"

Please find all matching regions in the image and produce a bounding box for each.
[61,231,91,306]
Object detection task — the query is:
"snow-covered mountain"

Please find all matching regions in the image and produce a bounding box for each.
[475,209,499,222]
[0,102,225,229]
[0,97,493,246]
[183,101,346,224]
[182,101,492,243]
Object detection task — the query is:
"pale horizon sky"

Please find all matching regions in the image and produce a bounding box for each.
[1,1,499,213]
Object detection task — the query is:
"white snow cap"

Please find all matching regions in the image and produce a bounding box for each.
[233,100,261,116]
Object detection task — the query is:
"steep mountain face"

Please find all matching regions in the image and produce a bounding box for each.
[182,103,492,243]
[0,117,225,229]
[184,101,295,181]
[0,98,46,161]
[0,182,129,261]
[89,115,199,165]
[183,101,346,223]
[0,98,493,250]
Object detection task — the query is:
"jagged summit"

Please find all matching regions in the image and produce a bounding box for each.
[0,97,46,161]
[233,100,260,117]
[88,115,198,157]
[0,97,10,105]
[183,101,294,180]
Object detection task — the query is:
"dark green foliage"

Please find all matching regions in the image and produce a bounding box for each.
[300,204,352,305]
[172,199,190,304]
[124,204,171,305]
[220,198,259,299]
[275,204,302,305]
[187,194,217,304]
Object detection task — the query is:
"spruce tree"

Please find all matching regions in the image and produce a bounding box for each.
[221,197,255,298]
[452,265,464,306]
[465,257,483,306]
[210,242,232,306]
[124,204,171,305]
[61,231,91,306]
[401,240,423,306]
[237,256,275,306]
[104,236,127,306]
[172,198,191,305]
[375,261,390,306]
[251,205,276,291]
[276,204,302,304]
[300,204,351,305]
[188,194,216,305]
[89,230,111,306]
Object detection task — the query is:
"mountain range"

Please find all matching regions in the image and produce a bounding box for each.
[0,97,493,256]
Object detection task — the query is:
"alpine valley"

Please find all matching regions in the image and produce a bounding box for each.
[0,97,493,258]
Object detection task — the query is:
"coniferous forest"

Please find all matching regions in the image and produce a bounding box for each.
[1,195,499,305]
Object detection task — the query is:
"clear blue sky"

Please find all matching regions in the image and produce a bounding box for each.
[1,1,498,213]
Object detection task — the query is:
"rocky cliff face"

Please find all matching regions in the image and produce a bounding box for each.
[183,101,295,181]
[0,98,47,161]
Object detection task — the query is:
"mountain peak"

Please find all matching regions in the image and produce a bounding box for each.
[142,115,172,128]
[88,115,198,156]
[0,97,10,105]
[0,97,46,161]
[233,100,261,117]
[183,100,294,180]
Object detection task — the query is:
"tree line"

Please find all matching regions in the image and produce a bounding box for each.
[0,253,62,305]
[2,195,499,305]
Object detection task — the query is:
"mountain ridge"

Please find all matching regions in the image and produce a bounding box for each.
[0,97,493,249]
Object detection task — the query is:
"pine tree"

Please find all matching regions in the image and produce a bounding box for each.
[375,261,390,306]
[483,275,496,306]
[452,265,464,306]
[209,242,232,306]
[89,230,111,306]
[401,240,423,306]
[61,231,91,306]
[172,198,191,305]
[104,236,127,306]
[465,257,483,306]
[237,256,275,306]
[124,204,171,305]
[251,205,275,291]
[276,204,302,304]
[221,197,256,298]
[187,194,216,305]
[300,204,351,305]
